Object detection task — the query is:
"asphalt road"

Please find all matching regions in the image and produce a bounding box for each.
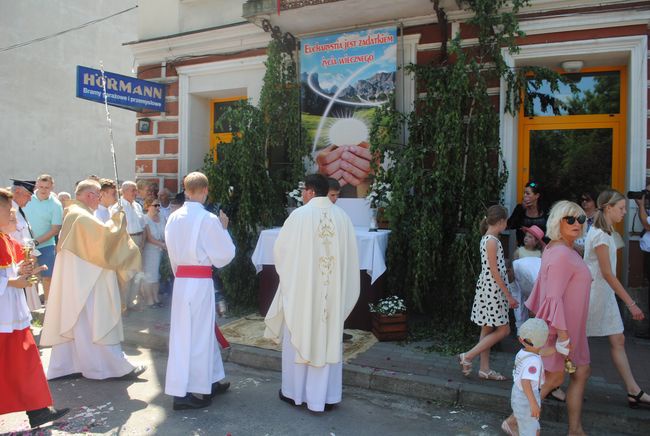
[1,346,605,436]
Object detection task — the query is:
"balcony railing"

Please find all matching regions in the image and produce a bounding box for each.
[243,0,344,18]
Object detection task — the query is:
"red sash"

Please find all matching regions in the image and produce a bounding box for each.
[175,265,212,278]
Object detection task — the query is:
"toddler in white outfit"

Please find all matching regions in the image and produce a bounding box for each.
[510,318,549,436]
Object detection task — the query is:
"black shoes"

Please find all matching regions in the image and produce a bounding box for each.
[209,381,230,399]
[279,390,298,407]
[278,390,336,412]
[27,407,70,428]
[48,372,82,382]
[115,365,147,381]
[173,394,212,410]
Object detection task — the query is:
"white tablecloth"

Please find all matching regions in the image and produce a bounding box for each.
[251,226,390,284]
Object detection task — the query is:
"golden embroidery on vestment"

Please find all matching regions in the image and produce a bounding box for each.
[317,212,336,320]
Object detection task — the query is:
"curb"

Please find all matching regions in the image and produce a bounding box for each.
[33,307,649,435]
[217,343,648,435]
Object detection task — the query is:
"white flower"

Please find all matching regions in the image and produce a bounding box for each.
[368,295,406,316]
[287,183,304,206]
[366,179,392,209]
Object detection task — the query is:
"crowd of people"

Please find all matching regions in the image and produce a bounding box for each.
[1,171,360,430]
[0,174,181,427]
[458,181,650,435]
[3,171,650,432]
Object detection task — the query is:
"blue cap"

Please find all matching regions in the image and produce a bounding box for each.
[10,179,36,194]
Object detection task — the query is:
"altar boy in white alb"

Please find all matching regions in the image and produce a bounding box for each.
[265,174,360,412]
[164,172,235,410]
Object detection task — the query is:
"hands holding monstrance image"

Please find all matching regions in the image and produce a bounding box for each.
[315,117,377,189]
[316,142,374,187]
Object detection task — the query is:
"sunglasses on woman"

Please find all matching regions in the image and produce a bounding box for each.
[563,215,587,225]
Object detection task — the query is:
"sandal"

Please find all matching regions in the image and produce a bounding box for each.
[500,419,515,435]
[478,369,507,381]
[628,390,650,409]
[549,387,566,402]
[458,353,472,377]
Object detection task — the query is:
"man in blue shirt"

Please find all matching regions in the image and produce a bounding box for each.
[23,174,63,304]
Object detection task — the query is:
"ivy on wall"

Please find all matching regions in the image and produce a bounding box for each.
[370,0,570,328]
[204,39,308,308]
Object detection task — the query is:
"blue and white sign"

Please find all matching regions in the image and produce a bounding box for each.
[76,65,166,112]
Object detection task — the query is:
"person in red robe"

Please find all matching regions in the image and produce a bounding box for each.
[0,188,69,429]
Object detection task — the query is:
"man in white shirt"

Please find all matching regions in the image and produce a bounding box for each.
[9,179,35,243]
[9,179,41,310]
[94,179,117,223]
[158,188,172,223]
[265,174,360,412]
[111,181,144,311]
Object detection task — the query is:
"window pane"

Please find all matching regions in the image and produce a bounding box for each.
[525,71,620,116]
[529,128,612,206]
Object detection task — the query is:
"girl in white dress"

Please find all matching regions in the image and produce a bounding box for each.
[584,189,650,408]
[459,205,519,380]
[142,198,166,308]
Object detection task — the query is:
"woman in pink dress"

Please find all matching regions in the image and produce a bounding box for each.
[502,200,592,436]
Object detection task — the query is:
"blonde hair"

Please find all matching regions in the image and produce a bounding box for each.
[0,187,13,206]
[144,197,157,210]
[479,205,508,235]
[546,200,585,241]
[75,179,101,196]
[37,174,53,183]
[183,172,208,194]
[99,178,116,192]
[594,189,626,235]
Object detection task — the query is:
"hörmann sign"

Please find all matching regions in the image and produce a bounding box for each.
[76,65,165,112]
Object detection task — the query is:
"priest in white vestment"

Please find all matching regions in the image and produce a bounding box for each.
[164,172,235,410]
[265,174,360,412]
[40,179,145,381]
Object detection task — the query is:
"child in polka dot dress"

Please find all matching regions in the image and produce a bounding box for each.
[458,205,519,380]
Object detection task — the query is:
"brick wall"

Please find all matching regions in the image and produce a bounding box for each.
[136,63,180,193]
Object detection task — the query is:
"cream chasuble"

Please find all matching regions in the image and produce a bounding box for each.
[41,201,141,347]
[264,197,360,367]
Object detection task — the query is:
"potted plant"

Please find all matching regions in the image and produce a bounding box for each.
[369,295,407,341]
[365,180,392,229]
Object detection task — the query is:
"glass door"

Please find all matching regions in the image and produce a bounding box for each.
[518,66,626,205]
[522,123,621,206]
[210,96,246,161]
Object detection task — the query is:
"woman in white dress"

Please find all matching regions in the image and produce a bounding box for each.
[584,189,650,408]
[141,198,166,308]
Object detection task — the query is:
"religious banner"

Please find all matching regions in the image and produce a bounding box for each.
[301,27,397,199]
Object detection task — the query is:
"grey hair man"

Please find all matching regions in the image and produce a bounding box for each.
[158,188,172,222]
[111,181,145,312]
[41,179,145,381]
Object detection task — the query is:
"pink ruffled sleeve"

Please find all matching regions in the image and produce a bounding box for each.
[525,252,572,333]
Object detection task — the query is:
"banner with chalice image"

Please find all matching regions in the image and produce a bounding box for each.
[300,26,397,199]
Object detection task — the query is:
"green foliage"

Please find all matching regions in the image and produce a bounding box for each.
[203,39,309,308]
[369,0,543,331]
[259,40,310,217]
[203,102,276,308]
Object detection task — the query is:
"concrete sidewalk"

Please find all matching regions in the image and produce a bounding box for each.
[37,301,650,435]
